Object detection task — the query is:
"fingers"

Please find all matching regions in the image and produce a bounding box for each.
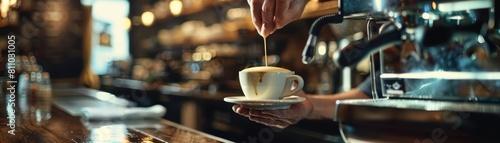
[233,105,250,117]
[295,90,307,97]
[274,0,291,29]
[261,0,276,36]
[261,112,299,124]
[249,115,290,128]
[249,110,296,124]
[250,0,306,36]
[232,105,303,128]
[261,104,303,119]
[248,0,264,35]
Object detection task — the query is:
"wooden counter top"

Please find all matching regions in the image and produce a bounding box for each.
[0,86,232,143]
[105,78,243,101]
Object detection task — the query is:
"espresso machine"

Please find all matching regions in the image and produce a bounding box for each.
[303,0,500,142]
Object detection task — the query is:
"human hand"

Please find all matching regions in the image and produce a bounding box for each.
[232,90,313,128]
[247,0,308,37]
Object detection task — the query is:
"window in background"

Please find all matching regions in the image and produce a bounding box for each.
[91,0,130,75]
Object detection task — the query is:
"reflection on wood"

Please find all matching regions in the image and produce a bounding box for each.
[0,88,230,143]
[137,120,225,143]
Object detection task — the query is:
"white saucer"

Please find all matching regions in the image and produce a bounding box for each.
[224,96,305,110]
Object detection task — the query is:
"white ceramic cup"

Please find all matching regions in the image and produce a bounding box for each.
[239,66,304,100]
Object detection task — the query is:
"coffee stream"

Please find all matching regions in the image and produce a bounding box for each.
[253,36,269,96]
[263,36,268,67]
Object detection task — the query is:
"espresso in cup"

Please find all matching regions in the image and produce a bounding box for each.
[239,66,304,100]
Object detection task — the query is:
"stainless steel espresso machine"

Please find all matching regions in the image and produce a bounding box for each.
[303,0,500,142]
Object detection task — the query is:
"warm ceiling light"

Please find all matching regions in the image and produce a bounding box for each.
[169,0,182,16]
[317,41,326,56]
[123,18,131,30]
[9,0,17,7]
[1,0,9,18]
[226,8,249,20]
[141,11,154,26]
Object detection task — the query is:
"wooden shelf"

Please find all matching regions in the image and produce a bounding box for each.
[154,0,241,21]
[157,0,339,21]
[301,0,339,19]
[153,0,339,47]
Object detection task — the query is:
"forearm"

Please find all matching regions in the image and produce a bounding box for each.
[305,89,370,120]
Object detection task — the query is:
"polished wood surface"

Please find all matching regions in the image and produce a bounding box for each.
[0,87,231,143]
[301,0,339,19]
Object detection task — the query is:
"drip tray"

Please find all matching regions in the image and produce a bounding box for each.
[335,99,500,143]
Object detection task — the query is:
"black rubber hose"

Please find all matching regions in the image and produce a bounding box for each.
[302,14,343,64]
[495,0,499,29]
[332,27,403,67]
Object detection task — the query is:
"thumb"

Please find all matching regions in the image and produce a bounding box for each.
[294,90,306,97]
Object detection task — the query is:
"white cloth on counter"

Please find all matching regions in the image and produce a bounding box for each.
[81,104,167,121]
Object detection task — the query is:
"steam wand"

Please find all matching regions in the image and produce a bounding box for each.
[302,14,343,64]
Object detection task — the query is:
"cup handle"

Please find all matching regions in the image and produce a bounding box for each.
[281,75,304,98]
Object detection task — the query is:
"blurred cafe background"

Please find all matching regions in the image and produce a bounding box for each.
[0,0,357,142]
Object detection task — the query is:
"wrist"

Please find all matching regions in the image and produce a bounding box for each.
[303,94,337,120]
[303,94,315,119]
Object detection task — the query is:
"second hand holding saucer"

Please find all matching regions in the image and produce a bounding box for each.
[224,96,305,110]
